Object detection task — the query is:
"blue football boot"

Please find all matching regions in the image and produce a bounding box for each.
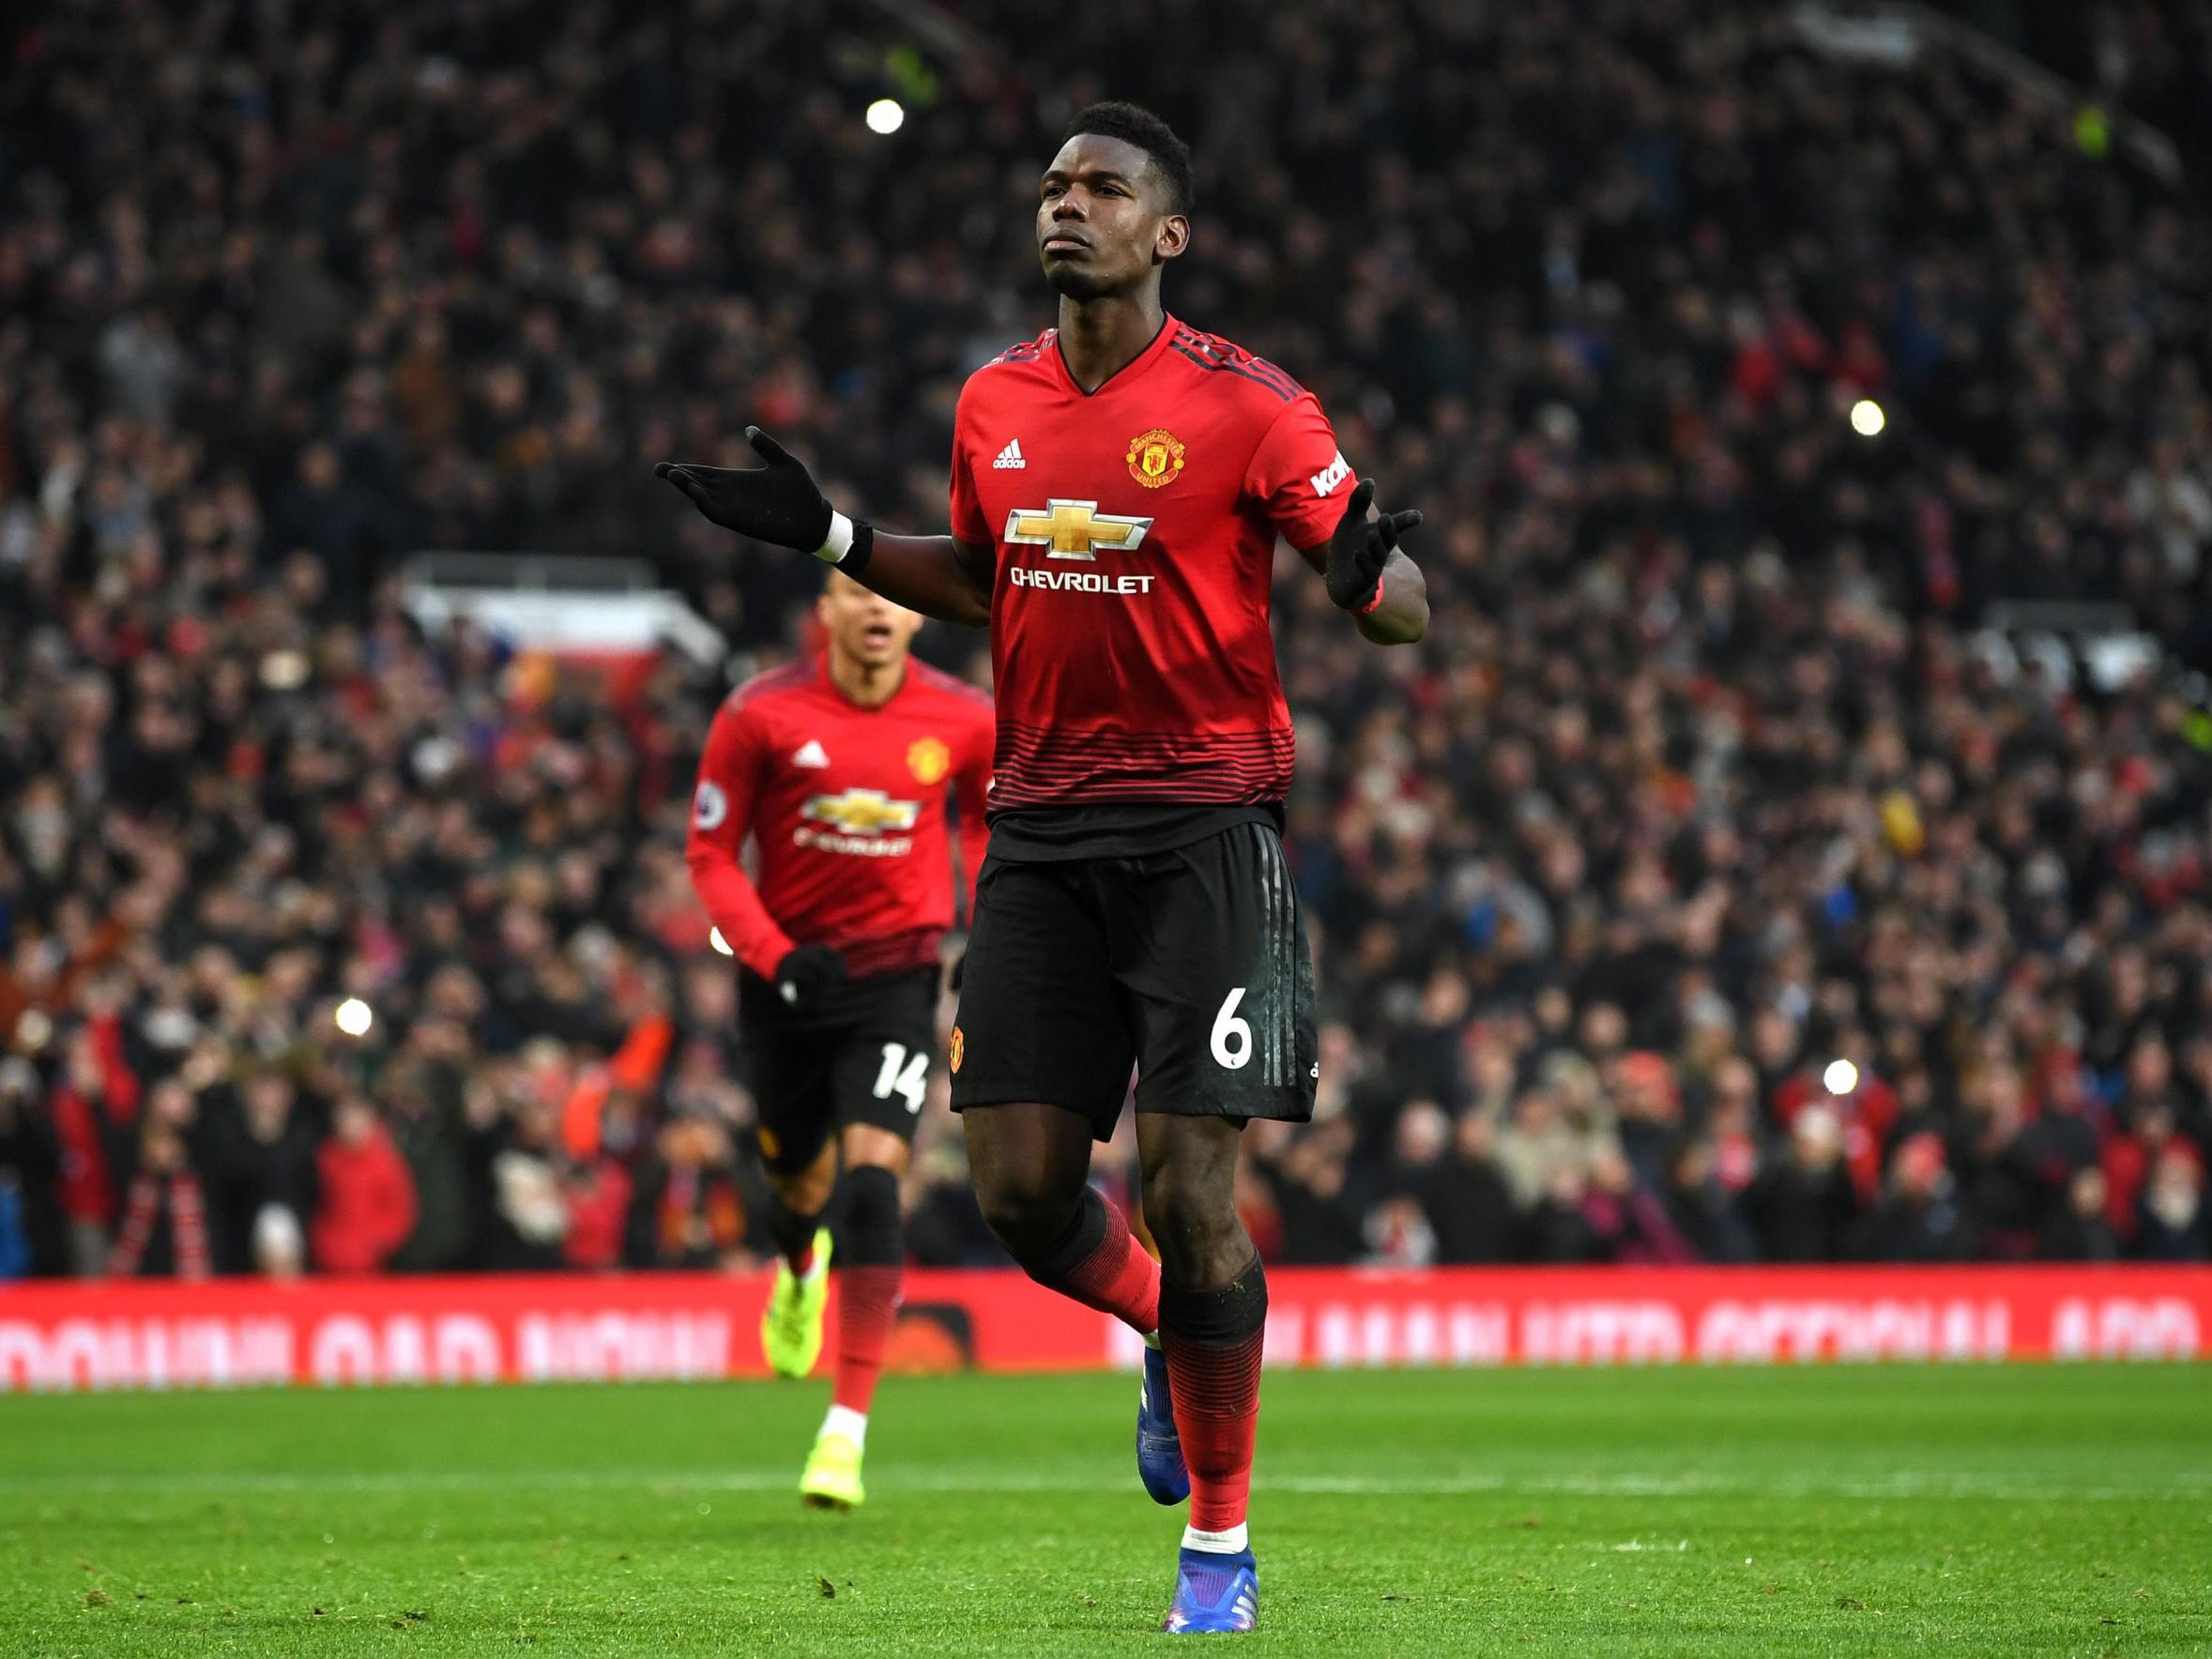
[1163,1546,1259,1634]
[1137,1343,1190,1505]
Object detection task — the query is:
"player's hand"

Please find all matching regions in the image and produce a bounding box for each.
[773,944,847,1011]
[656,428,834,554]
[1323,479,1422,613]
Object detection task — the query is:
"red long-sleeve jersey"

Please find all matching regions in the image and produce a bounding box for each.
[685,653,994,981]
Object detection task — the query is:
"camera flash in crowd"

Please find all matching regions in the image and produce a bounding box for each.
[1823,1058,1859,1096]
[334,997,374,1038]
[709,927,734,957]
[1849,399,1885,438]
[865,99,905,136]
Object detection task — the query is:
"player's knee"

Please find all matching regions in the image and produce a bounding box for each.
[974,1166,1083,1259]
[770,1134,841,1219]
[774,1164,837,1220]
[1142,1166,1241,1281]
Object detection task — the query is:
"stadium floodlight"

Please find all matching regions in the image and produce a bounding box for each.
[334,997,374,1037]
[1823,1058,1859,1095]
[709,927,735,956]
[865,99,905,135]
[1850,399,1885,437]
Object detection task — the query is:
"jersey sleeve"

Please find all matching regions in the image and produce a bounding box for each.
[683,698,795,979]
[1243,392,1351,552]
[948,386,991,546]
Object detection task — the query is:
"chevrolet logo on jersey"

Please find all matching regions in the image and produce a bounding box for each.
[1003,498,1153,562]
[801,790,921,834]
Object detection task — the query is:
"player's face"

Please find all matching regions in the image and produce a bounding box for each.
[1037,134,1187,300]
[818,571,923,669]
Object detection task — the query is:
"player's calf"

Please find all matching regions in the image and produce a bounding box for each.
[1139,1115,1266,1551]
[1158,1256,1267,1560]
[994,1181,1161,1337]
[967,1103,1163,1335]
[763,1157,835,1277]
[800,1163,903,1511]
[829,1163,903,1423]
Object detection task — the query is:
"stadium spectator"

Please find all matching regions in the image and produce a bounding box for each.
[1747,1104,1863,1263]
[1660,1135,1758,1264]
[2039,1168,2121,1263]
[106,1116,210,1281]
[311,1094,420,1274]
[901,1136,1005,1269]
[623,1113,759,1271]
[1,0,2210,1274]
[377,1042,478,1272]
[1855,1134,1978,1264]
[1580,1148,1699,1266]
[0,1058,63,1277]
[1250,1118,1365,1267]
[202,1071,321,1277]
[1427,1111,1518,1265]
[2137,1143,2209,1262]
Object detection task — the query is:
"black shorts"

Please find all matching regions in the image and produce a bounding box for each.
[739,967,939,1175]
[949,821,1317,1138]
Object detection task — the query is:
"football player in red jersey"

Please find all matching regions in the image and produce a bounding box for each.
[686,569,992,1510]
[661,102,1424,1632]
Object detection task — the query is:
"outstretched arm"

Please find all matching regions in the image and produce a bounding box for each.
[1298,478,1428,645]
[1344,547,1427,646]
[657,428,993,627]
[852,532,995,628]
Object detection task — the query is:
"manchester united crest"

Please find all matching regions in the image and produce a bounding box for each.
[949,1026,965,1073]
[1125,427,1186,490]
[908,736,951,784]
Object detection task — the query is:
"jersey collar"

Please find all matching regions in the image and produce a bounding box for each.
[1047,311,1179,400]
[819,648,908,712]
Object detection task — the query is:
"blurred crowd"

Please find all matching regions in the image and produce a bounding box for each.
[4,0,2211,1282]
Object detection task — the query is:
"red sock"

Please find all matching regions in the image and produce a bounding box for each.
[1021,1188,1160,1335]
[1160,1259,1268,1535]
[831,1264,902,1414]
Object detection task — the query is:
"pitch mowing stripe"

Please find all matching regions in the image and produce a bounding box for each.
[2,1468,2204,1501]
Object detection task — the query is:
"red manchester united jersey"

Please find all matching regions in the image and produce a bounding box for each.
[948,315,1348,816]
[685,653,994,981]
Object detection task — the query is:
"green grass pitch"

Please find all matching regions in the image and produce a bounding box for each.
[1,1364,2207,1654]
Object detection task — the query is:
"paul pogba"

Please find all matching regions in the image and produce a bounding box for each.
[659,99,1426,1635]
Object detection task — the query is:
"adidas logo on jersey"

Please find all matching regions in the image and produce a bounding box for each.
[992,439,1027,470]
[792,738,831,769]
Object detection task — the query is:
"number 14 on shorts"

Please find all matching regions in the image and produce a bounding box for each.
[873,1043,929,1113]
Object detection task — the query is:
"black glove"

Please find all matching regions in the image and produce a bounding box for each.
[657,428,837,553]
[773,944,847,1011]
[1323,478,1422,613]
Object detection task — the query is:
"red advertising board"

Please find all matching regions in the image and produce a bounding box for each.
[0,1266,2205,1392]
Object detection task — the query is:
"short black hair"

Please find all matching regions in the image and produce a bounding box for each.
[1062,101,1194,217]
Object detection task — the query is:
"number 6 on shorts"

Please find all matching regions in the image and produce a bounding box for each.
[1210,986,1252,1070]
